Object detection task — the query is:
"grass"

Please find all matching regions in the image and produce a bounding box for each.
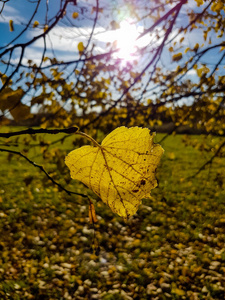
[0,127,225,299]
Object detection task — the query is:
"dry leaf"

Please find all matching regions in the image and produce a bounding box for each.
[89,202,98,223]
[172,53,183,62]
[65,127,164,219]
[9,20,14,32]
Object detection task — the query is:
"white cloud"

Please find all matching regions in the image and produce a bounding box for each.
[30,26,88,53]
[9,47,43,66]
[186,69,197,76]
[0,4,26,24]
[30,22,151,58]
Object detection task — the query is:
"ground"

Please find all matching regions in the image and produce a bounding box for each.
[0,129,225,299]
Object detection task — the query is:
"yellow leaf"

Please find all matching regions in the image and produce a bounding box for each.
[172,53,183,62]
[195,0,203,6]
[89,202,98,223]
[72,12,79,19]
[77,42,84,52]
[180,37,184,43]
[33,21,39,28]
[9,19,14,32]
[197,68,203,77]
[65,127,164,219]
[44,24,48,32]
[193,43,199,52]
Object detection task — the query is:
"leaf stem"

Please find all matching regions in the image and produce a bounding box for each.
[76,131,101,147]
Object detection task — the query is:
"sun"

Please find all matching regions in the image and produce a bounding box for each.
[97,20,147,63]
[114,21,139,61]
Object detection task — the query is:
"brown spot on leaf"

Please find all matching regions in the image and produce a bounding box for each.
[140,179,146,185]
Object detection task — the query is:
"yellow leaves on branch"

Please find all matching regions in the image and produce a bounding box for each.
[65,127,164,219]
[33,21,39,28]
[195,0,204,7]
[211,1,224,12]
[77,42,84,52]
[43,25,48,32]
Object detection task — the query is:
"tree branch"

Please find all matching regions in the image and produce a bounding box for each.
[0,147,88,198]
[0,126,79,138]
[137,0,187,40]
[187,139,225,179]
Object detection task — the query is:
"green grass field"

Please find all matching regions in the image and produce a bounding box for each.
[0,128,225,299]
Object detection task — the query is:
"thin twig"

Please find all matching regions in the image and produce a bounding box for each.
[137,0,187,40]
[187,139,225,179]
[0,147,88,198]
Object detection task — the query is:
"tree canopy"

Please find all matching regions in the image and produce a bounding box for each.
[0,0,224,133]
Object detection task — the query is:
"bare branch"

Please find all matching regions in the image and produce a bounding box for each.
[0,126,79,138]
[0,147,88,197]
[137,0,187,40]
[187,139,225,179]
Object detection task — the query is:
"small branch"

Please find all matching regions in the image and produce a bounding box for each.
[187,139,225,179]
[137,0,187,40]
[0,126,79,138]
[4,50,118,71]
[0,147,88,198]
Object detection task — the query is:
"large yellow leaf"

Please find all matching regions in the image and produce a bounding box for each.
[65,127,164,219]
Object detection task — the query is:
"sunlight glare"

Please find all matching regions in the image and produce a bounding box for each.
[114,21,139,61]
